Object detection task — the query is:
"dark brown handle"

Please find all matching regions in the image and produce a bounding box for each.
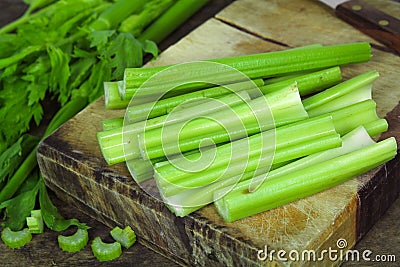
[336,0,400,54]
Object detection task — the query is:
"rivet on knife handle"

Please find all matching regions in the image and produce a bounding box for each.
[335,0,400,54]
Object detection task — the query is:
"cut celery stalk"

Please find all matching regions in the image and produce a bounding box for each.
[157,133,341,198]
[261,67,342,96]
[214,137,397,222]
[303,70,378,116]
[58,228,89,253]
[102,117,124,131]
[97,90,252,165]
[139,83,308,160]
[125,79,263,123]
[122,42,371,98]
[317,99,380,135]
[91,237,122,262]
[26,209,44,234]
[104,81,130,110]
[1,227,32,249]
[155,116,338,187]
[110,226,136,249]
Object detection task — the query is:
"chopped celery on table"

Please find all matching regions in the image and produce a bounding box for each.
[58,228,89,253]
[1,227,32,249]
[91,236,123,262]
[214,137,397,222]
[110,226,136,249]
[26,210,44,234]
[95,41,397,222]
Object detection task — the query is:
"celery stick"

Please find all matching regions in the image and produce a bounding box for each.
[1,227,32,249]
[138,0,210,43]
[261,67,342,96]
[119,0,175,36]
[317,99,379,135]
[139,83,308,160]
[157,133,341,197]
[97,91,251,165]
[122,43,371,97]
[104,81,130,110]
[303,70,378,116]
[125,79,263,123]
[215,137,397,222]
[102,118,124,131]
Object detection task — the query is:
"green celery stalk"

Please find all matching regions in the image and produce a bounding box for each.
[102,118,124,131]
[1,227,32,249]
[261,67,342,96]
[122,42,371,97]
[91,237,122,262]
[26,210,44,234]
[98,90,252,165]
[104,81,130,110]
[89,0,147,31]
[58,228,89,252]
[124,79,264,123]
[138,0,210,43]
[139,83,308,160]
[119,0,176,36]
[303,70,378,116]
[155,116,341,197]
[214,137,397,222]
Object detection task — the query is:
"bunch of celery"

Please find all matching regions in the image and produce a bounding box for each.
[0,0,210,242]
[97,42,397,222]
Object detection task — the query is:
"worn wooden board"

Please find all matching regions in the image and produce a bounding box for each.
[37,0,400,266]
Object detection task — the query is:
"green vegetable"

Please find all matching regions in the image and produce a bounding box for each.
[261,66,342,96]
[26,209,44,234]
[91,236,122,262]
[138,0,210,43]
[303,70,378,116]
[58,228,89,252]
[1,227,32,249]
[122,42,371,99]
[102,118,124,131]
[214,137,397,222]
[155,116,341,197]
[124,78,264,122]
[139,83,308,160]
[110,226,136,249]
[98,89,253,165]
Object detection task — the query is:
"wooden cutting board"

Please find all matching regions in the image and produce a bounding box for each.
[37,0,400,266]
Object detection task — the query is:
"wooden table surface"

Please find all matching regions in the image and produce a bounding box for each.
[1,1,399,266]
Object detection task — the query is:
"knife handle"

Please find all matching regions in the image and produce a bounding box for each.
[335,0,400,54]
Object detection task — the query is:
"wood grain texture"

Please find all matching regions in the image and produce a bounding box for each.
[37,0,400,266]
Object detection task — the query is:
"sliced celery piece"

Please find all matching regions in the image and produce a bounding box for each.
[26,209,44,234]
[110,226,136,249]
[140,83,308,160]
[58,228,89,252]
[1,227,32,249]
[214,137,397,222]
[91,237,122,262]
